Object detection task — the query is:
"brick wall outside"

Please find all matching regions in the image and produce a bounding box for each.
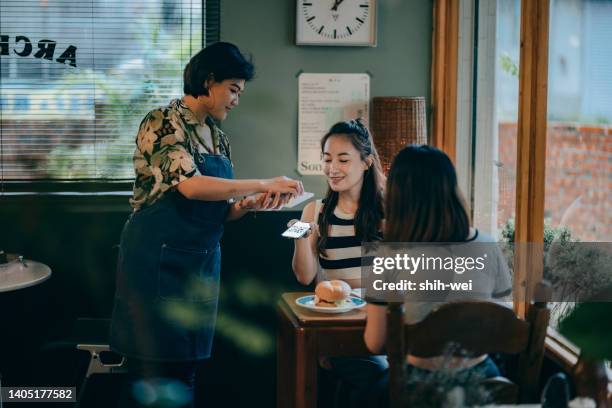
[498,122,612,241]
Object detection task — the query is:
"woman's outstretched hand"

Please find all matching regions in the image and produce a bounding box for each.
[236,177,303,211]
[237,192,289,211]
[263,177,304,197]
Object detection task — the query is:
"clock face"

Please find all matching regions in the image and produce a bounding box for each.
[296,0,377,46]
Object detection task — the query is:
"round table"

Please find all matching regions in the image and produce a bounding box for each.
[0,257,52,293]
[0,257,52,407]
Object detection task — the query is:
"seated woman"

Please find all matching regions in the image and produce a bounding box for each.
[289,119,388,406]
[291,118,385,288]
[364,145,512,405]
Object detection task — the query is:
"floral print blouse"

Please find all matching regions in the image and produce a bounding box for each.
[129,99,232,210]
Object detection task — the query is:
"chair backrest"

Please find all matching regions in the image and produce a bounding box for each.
[387,286,550,407]
[404,301,530,356]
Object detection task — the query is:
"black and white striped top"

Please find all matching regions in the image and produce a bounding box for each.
[315,200,366,283]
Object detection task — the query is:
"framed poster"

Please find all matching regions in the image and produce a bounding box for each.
[298,73,370,175]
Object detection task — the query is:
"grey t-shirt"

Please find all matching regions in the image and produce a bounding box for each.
[402,229,513,324]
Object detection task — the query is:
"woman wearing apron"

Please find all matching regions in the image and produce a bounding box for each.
[110,42,303,408]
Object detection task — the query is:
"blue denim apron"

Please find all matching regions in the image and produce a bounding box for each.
[110,153,232,361]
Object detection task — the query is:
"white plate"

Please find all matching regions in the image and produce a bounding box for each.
[295,295,366,314]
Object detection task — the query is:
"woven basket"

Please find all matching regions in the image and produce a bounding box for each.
[371,97,427,174]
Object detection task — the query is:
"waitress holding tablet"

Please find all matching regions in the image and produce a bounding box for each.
[110,42,302,407]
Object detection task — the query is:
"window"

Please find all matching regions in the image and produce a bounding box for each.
[0,0,208,190]
[543,0,612,330]
[449,0,612,375]
[545,0,612,244]
[452,0,523,238]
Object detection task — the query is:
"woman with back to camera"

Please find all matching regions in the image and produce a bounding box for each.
[290,119,388,406]
[363,145,512,406]
[110,42,303,407]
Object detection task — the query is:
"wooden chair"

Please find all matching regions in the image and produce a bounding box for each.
[572,354,611,408]
[387,286,550,407]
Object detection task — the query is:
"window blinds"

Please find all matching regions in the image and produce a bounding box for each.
[0,0,204,184]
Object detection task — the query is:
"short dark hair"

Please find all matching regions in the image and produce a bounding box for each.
[183,42,254,97]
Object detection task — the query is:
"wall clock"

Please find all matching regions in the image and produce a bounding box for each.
[296,0,377,46]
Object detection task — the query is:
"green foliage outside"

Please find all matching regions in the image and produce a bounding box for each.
[45,12,201,179]
[499,218,612,325]
[500,53,519,78]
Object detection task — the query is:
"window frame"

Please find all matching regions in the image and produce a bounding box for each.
[431,0,459,163]
[432,0,549,312]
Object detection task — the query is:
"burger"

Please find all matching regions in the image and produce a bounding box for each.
[314,280,352,308]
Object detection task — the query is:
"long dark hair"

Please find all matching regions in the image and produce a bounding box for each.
[385,145,470,242]
[318,119,385,256]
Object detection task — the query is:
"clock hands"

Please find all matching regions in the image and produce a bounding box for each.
[331,0,345,11]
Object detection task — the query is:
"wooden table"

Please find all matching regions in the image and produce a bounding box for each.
[277,292,371,408]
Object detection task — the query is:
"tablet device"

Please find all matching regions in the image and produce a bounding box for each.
[284,192,314,208]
